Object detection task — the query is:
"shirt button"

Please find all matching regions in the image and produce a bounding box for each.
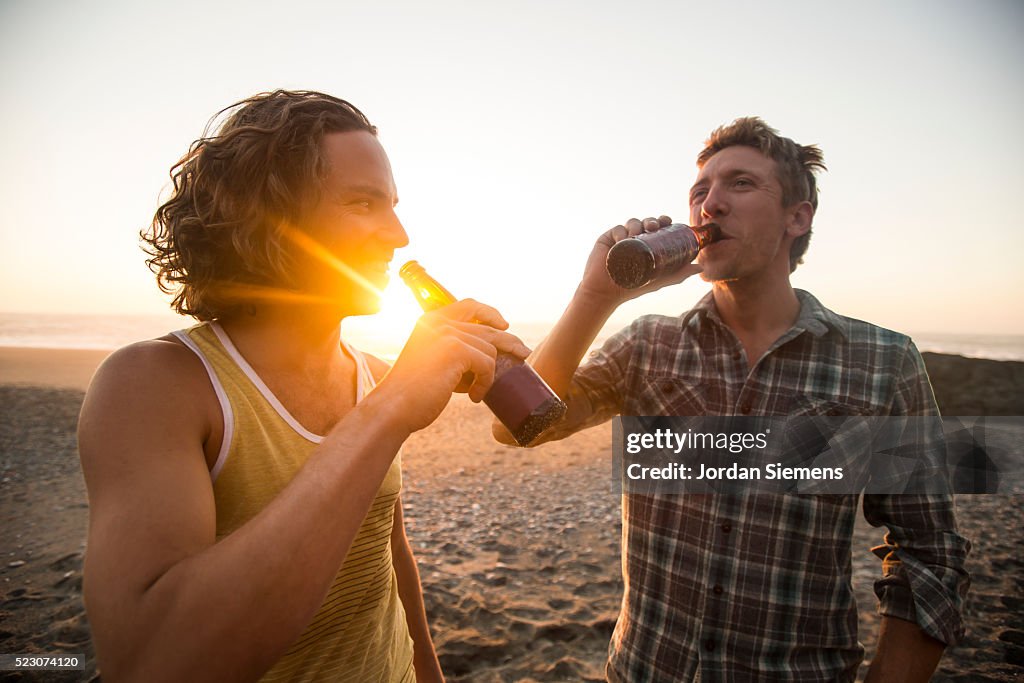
[704,639,716,652]
[721,522,731,533]
[740,403,752,415]
[732,351,742,361]
[712,584,723,595]
[663,381,676,394]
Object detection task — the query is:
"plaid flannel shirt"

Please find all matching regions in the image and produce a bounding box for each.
[558,289,970,683]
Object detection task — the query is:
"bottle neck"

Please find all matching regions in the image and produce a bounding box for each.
[399,261,459,311]
[692,222,721,249]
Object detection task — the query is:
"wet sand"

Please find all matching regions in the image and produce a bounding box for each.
[0,347,1021,681]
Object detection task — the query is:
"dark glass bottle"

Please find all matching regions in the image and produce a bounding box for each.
[605,222,721,289]
[399,261,567,446]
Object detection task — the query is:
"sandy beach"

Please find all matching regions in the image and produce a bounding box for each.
[1,346,1022,682]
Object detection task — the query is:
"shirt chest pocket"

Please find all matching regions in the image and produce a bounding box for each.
[637,377,707,416]
[776,394,879,488]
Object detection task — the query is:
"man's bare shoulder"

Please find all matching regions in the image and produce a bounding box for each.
[81,335,219,445]
[89,335,209,397]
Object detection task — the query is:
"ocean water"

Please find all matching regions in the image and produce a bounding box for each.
[0,312,192,351]
[1,312,1023,362]
[904,332,1024,363]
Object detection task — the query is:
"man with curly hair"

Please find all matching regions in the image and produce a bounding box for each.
[78,90,527,682]
[500,118,970,682]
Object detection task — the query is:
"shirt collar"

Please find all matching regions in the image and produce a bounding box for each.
[793,289,849,339]
[683,288,848,340]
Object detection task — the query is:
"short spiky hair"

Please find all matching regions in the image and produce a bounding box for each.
[142,90,377,320]
[697,117,826,272]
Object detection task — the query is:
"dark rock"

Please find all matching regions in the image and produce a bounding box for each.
[922,353,1024,416]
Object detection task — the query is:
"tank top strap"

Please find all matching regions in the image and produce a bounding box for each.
[170,323,235,480]
[340,338,378,398]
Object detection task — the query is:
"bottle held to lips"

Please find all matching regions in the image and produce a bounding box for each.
[399,261,567,447]
[605,222,722,289]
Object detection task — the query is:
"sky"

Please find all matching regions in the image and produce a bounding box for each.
[1,0,1022,356]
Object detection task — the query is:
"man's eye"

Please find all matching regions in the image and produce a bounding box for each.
[734,178,752,187]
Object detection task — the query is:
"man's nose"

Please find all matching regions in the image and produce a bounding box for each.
[701,185,728,221]
[382,208,409,249]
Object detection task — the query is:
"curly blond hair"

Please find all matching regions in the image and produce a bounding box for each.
[142,90,376,320]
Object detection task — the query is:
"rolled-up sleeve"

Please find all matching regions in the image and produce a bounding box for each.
[865,494,971,644]
[863,340,971,645]
[543,318,642,439]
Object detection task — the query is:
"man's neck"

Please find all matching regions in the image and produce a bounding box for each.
[218,303,347,375]
[711,272,801,366]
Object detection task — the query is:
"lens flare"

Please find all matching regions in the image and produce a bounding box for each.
[280,226,386,300]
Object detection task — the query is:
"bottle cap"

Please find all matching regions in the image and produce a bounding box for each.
[398,260,423,280]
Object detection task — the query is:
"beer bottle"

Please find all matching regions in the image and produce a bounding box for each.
[399,261,568,446]
[605,222,721,289]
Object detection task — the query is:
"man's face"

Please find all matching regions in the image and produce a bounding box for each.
[297,130,408,314]
[688,145,801,283]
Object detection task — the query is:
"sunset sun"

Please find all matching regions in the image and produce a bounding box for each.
[342,274,425,361]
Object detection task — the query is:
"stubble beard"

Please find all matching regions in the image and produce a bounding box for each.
[699,265,739,283]
[698,257,742,284]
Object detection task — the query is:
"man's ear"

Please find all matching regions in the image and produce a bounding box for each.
[786,201,814,238]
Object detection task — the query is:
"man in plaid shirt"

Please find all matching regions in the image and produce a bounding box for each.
[496,118,970,681]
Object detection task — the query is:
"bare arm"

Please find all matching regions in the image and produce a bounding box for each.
[494,215,702,445]
[391,500,444,682]
[80,301,527,682]
[865,616,945,683]
[364,354,445,682]
[491,287,617,446]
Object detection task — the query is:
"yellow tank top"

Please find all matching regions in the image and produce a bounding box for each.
[172,322,415,682]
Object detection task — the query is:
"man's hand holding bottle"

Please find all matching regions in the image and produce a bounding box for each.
[379,298,531,435]
[579,215,705,310]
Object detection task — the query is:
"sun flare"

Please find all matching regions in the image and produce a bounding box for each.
[342,275,425,361]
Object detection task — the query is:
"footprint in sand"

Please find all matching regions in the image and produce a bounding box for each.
[535,622,592,643]
[504,606,550,622]
[573,579,618,597]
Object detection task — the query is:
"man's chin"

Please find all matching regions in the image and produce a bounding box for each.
[346,302,383,318]
[699,268,738,284]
